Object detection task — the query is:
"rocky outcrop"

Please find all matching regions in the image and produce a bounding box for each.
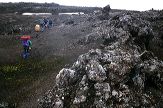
[38,11,163,108]
[100,5,111,20]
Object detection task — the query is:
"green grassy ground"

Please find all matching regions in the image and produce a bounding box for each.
[0,55,66,107]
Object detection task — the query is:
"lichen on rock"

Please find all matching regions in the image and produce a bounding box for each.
[38,8,163,108]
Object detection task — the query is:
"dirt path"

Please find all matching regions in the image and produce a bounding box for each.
[33,20,93,59]
[18,15,96,107]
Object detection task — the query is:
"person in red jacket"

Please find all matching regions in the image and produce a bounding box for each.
[21,35,32,59]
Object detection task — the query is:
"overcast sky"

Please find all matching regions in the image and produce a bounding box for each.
[0,0,163,11]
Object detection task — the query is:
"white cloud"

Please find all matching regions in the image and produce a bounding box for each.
[0,0,163,11]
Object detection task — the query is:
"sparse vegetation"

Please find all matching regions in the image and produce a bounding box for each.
[0,2,163,108]
[0,2,101,108]
[0,56,66,107]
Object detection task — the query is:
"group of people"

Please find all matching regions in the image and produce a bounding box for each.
[35,17,53,32]
[20,17,54,59]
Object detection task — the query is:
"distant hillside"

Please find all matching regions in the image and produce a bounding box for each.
[0,2,101,14]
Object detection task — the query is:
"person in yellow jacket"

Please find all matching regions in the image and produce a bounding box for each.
[35,24,41,38]
[35,24,41,32]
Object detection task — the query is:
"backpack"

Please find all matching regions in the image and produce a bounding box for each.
[22,40,28,46]
[27,40,32,47]
[35,24,41,32]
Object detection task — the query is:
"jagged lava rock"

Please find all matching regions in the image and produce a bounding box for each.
[38,9,163,108]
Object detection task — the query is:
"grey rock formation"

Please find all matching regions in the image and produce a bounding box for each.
[38,10,163,108]
[100,5,111,20]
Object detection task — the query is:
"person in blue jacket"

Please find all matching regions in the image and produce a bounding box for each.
[48,19,53,29]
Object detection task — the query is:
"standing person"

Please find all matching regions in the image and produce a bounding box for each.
[35,24,41,38]
[43,18,49,28]
[35,19,44,32]
[39,19,45,32]
[48,19,53,29]
[21,35,32,59]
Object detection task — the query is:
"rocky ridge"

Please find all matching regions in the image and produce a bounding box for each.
[38,8,163,108]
